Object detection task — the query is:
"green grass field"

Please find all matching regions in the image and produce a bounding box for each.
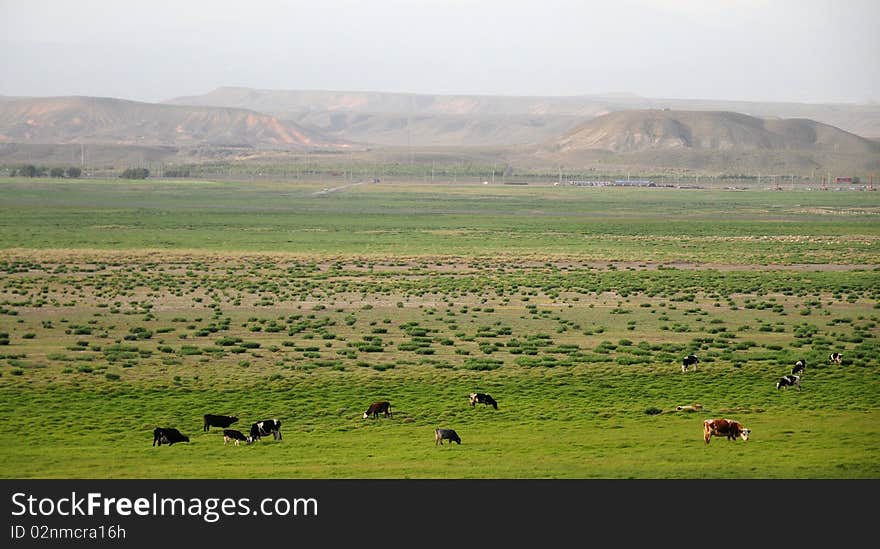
[0,178,877,478]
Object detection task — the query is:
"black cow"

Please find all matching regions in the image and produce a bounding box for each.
[469,393,498,410]
[434,428,461,445]
[152,427,189,446]
[776,374,801,391]
[203,414,238,432]
[223,429,252,446]
[363,401,393,419]
[250,419,282,441]
[829,352,843,365]
[682,354,699,373]
[791,359,806,376]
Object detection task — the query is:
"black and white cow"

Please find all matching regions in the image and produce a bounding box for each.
[434,428,461,445]
[791,359,806,376]
[250,419,282,441]
[203,414,238,432]
[363,401,393,419]
[152,427,189,446]
[682,354,699,373]
[776,374,801,391]
[829,352,843,365]
[469,393,498,410]
[223,429,252,446]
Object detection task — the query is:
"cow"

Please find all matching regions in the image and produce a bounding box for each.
[703,418,750,444]
[676,403,704,412]
[203,414,238,432]
[250,419,282,441]
[469,392,498,410]
[776,374,801,391]
[434,428,461,445]
[223,429,252,446]
[829,352,843,365]
[363,401,393,419]
[152,427,189,447]
[791,359,806,376]
[682,354,699,373]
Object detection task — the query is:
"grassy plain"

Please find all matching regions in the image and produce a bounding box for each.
[0,178,877,478]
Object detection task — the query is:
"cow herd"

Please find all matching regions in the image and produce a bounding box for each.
[684,351,844,444]
[153,415,281,447]
[154,349,844,449]
[153,393,500,448]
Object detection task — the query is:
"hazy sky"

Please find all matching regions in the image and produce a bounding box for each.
[2,0,878,104]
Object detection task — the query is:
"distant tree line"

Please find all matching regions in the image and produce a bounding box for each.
[9,165,82,178]
[120,167,150,179]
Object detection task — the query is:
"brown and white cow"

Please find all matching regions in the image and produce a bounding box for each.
[363,401,392,419]
[703,418,750,444]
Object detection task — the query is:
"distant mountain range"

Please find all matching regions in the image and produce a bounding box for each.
[1,88,878,175]
[166,86,880,143]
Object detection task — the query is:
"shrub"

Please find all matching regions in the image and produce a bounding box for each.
[120,167,150,179]
[462,358,503,371]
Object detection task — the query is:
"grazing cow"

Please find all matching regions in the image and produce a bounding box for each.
[363,401,393,419]
[676,403,704,412]
[223,429,252,446]
[776,374,801,391]
[250,419,282,441]
[469,392,498,410]
[829,352,843,365]
[682,354,699,373]
[203,414,238,432]
[791,359,806,376]
[152,427,189,447]
[703,418,750,444]
[434,428,461,445]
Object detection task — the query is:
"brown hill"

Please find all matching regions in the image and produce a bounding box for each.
[0,96,341,149]
[526,110,880,175]
[548,110,880,154]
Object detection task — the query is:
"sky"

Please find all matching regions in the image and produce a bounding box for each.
[1,0,878,105]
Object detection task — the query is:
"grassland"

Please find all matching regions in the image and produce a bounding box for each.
[0,178,877,478]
